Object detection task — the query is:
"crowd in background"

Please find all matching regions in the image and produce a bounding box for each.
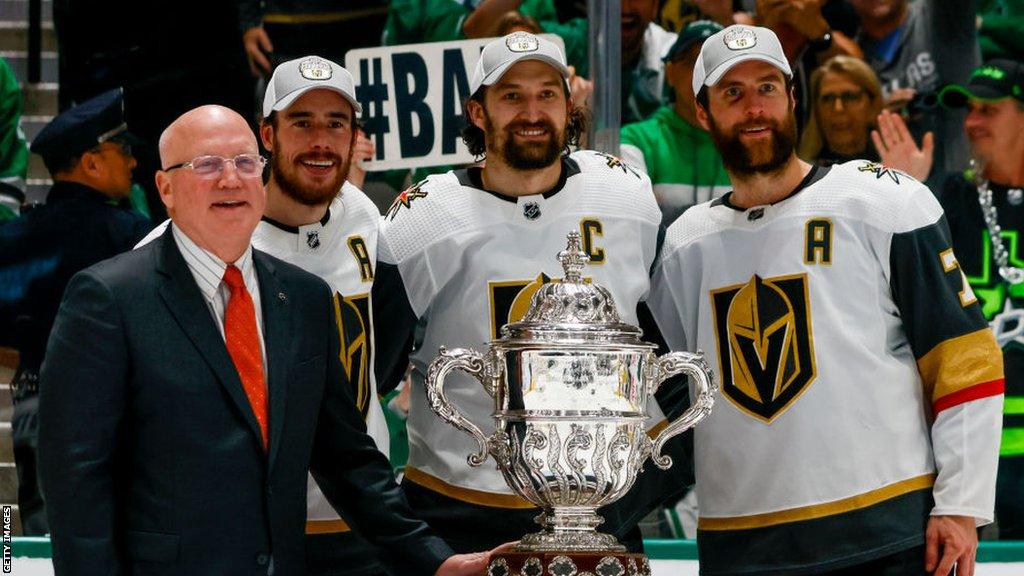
[0,0,1022,545]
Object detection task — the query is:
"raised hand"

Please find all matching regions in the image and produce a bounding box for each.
[872,109,934,181]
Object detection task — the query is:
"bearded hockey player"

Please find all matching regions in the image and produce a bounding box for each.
[257,56,395,576]
[647,25,1004,576]
[373,32,688,552]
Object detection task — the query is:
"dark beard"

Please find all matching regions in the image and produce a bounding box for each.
[708,112,797,177]
[485,116,565,170]
[271,146,350,207]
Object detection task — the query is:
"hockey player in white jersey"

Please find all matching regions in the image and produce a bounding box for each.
[256,56,398,576]
[373,32,693,553]
[647,25,1004,576]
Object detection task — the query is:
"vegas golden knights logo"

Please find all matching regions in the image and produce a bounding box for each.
[710,273,816,423]
[488,274,551,339]
[333,292,373,418]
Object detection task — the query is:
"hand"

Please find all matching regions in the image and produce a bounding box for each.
[925,515,977,576]
[243,26,274,77]
[872,109,934,181]
[884,87,917,113]
[435,542,517,576]
[693,0,736,25]
[347,129,375,188]
[780,0,830,39]
[567,65,594,110]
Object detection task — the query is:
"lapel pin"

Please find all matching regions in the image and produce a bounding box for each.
[278,292,287,301]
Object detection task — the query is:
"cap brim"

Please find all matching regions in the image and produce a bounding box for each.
[269,85,363,117]
[107,130,145,148]
[479,55,571,91]
[937,84,1008,109]
[703,53,792,88]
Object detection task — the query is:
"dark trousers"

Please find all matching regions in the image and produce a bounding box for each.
[996,454,1024,539]
[12,393,47,535]
[819,545,929,576]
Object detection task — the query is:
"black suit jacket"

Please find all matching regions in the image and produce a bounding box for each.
[39,228,452,576]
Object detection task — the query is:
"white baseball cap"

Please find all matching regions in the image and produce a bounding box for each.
[692,25,793,96]
[263,55,362,118]
[470,32,571,95]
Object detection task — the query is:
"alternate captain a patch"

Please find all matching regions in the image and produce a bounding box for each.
[710,273,817,423]
[386,180,428,221]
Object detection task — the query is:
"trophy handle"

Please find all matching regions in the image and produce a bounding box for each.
[647,350,717,469]
[425,347,496,467]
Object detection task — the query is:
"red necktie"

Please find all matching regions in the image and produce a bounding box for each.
[223,265,269,450]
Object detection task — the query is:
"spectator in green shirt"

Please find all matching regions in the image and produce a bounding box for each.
[0,57,28,222]
[620,20,730,227]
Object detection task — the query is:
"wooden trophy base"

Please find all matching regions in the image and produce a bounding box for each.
[486,549,651,576]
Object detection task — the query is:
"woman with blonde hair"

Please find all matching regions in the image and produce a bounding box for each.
[799,55,884,166]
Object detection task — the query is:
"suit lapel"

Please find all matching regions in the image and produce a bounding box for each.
[254,251,290,470]
[155,228,266,455]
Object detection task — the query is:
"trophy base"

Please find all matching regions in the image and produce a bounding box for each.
[487,550,651,576]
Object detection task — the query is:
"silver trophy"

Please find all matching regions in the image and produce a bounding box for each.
[425,232,716,553]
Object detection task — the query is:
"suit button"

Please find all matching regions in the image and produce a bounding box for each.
[256,553,270,566]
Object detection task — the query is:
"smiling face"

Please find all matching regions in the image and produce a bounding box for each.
[697,60,798,176]
[964,98,1024,166]
[469,60,571,171]
[157,106,266,263]
[261,89,355,207]
[816,71,875,156]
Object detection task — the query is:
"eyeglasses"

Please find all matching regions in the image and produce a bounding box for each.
[164,154,266,178]
[819,90,867,107]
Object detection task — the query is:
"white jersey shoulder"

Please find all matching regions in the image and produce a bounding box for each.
[567,149,659,222]
[379,171,476,264]
[661,160,941,261]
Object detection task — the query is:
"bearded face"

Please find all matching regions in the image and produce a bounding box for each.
[483,110,566,170]
[271,139,352,207]
[706,103,799,177]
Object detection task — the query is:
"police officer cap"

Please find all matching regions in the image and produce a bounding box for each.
[30,89,135,167]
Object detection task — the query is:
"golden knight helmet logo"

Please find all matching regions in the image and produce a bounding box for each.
[711,274,816,422]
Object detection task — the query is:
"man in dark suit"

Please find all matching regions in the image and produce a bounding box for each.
[38,105,491,575]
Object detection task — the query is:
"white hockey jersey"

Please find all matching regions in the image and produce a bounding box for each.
[252,183,386,529]
[648,161,1004,575]
[375,151,668,505]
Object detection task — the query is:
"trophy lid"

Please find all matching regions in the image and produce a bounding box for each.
[500,231,651,345]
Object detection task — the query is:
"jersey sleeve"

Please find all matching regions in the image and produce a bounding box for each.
[888,184,1004,523]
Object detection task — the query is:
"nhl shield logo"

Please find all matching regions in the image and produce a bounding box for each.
[710,273,817,423]
[522,201,542,220]
[306,230,321,249]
